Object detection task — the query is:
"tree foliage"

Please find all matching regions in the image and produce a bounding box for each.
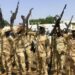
[0,20,9,28]
[29,16,55,25]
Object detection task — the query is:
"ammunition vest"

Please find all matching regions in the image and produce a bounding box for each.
[56,36,67,54]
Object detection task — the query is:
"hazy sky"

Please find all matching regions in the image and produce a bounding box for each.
[0,0,75,24]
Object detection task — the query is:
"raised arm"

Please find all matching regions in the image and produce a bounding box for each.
[26,8,33,20]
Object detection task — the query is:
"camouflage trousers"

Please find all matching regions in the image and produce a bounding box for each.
[38,45,48,75]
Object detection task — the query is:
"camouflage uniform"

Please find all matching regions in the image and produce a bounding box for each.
[69,37,75,65]
[16,32,34,73]
[37,34,49,75]
[23,34,33,72]
[2,36,14,75]
[16,47,26,74]
[56,36,67,54]
[69,38,75,61]
[56,35,67,74]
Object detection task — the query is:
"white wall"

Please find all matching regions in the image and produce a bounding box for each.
[29,23,72,33]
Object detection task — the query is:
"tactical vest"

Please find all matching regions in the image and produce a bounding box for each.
[56,36,67,54]
[38,35,48,57]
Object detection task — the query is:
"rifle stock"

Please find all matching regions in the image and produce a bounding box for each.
[50,4,67,35]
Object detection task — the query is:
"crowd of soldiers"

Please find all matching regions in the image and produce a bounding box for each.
[0,2,75,75]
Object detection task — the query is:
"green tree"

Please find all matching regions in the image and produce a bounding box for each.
[29,16,55,25]
[0,20,9,28]
[46,16,54,23]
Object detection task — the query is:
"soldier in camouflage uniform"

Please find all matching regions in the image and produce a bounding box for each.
[15,37,26,75]
[1,29,14,75]
[1,27,25,75]
[37,26,50,75]
[56,33,68,74]
[19,33,33,73]
[67,27,75,75]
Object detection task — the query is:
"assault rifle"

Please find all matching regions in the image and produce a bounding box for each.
[65,16,73,33]
[50,4,67,36]
[10,1,19,26]
[21,8,33,29]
